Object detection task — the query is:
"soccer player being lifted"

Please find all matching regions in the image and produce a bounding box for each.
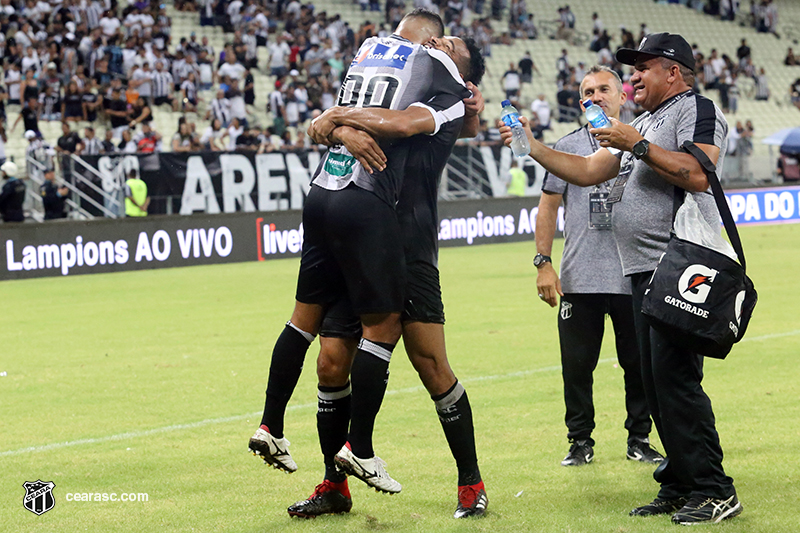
[295,34,487,519]
[250,7,485,514]
[251,12,482,520]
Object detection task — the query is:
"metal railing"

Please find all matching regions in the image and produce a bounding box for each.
[67,154,123,218]
[23,186,45,223]
[26,155,103,220]
[441,146,492,200]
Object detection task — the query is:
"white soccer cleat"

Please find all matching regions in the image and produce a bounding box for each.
[249,426,297,473]
[334,444,402,494]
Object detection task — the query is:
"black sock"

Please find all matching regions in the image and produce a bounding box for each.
[348,339,393,458]
[433,380,482,486]
[261,322,314,438]
[318,382,351,483]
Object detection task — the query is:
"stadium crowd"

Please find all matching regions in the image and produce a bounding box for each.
[0,0,785,159]
[0,0,794,221]
[0,0,356,161]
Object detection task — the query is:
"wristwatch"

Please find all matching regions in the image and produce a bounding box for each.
[632,139,650,160]
[533,253,552,268]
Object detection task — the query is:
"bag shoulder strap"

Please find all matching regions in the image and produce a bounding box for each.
[680,140,747,271]
[672,185,685,222]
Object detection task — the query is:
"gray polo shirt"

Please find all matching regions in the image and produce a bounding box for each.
[612,91,726,276]
[542,126,630,295]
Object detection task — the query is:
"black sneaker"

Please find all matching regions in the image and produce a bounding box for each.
[454,481,488,518]
[630,497,689,516]
[561,440,594,466]
[287,480,352,519]
[671,494,742,524]
[626,437,665,463]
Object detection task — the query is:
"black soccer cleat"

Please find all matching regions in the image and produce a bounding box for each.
[671,494,742,525]
[287,480,352,519]
[630,496,689,516]
[626,437,665,464]
[561,439,594,466]
[454,481,488,518]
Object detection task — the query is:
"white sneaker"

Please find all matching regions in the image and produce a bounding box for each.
[249,426,297,473]
[334,444,402,494]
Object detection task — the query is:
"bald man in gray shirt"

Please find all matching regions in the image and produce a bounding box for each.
[535,66,661,468]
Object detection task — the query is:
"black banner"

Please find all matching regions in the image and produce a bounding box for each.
[83,150,319,216]
[1,196,564,280]
[79,146,545,216]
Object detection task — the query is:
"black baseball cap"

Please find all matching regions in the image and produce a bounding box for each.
[616,32,695,71]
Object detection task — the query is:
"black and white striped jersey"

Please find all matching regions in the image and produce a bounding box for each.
[82,137,103,155]
[312,35,469,206]
[181,79,197,102]
[152,71,174,98]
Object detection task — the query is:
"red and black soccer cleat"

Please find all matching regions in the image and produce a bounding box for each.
[454,480,488,518]
[287,479,352,519]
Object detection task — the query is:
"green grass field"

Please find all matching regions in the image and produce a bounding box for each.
[2,223,799,532]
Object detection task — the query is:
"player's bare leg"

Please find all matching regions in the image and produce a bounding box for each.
[288,337,356,518]
[404,321,487,518]
[334,312,404,494]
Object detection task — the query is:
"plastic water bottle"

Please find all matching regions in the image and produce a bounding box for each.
[583,100,611,128]
[500,100,530,158]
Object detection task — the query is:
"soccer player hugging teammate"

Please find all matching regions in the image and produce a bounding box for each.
[248,9,488,519]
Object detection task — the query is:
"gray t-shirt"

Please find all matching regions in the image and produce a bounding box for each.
[612,90,727,276]
[543,126,630,295]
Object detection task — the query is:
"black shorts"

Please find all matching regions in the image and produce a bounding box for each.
[402,261,445,324]
[154,96,174,106]
[319,260,444,338]
[319,298,362,338]
[295,184,405,315]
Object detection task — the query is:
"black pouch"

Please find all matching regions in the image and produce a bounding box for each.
[641,141,757,359]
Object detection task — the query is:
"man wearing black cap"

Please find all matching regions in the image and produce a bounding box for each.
[500,32,741,525]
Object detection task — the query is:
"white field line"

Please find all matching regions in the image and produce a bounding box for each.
[738,328,800,343]
[3,329,796,457]
[0,359,598,457]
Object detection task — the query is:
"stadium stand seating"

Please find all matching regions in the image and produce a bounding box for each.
[3,0,799,180]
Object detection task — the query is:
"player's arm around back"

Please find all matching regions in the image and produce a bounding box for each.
[310,105,437,143]
[327,126,388,174]
[534,191,563,308]
[459,82,484,139]
[499,116,620,187]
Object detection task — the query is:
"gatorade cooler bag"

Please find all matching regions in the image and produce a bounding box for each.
[641,142,757,359]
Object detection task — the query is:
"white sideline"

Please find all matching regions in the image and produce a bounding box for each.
[0,359,599,457]
[3,329,797,457]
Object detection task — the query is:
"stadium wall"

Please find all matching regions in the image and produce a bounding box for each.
[0,196,558,281]
[4,186,798,281]
[77,146,545,216]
